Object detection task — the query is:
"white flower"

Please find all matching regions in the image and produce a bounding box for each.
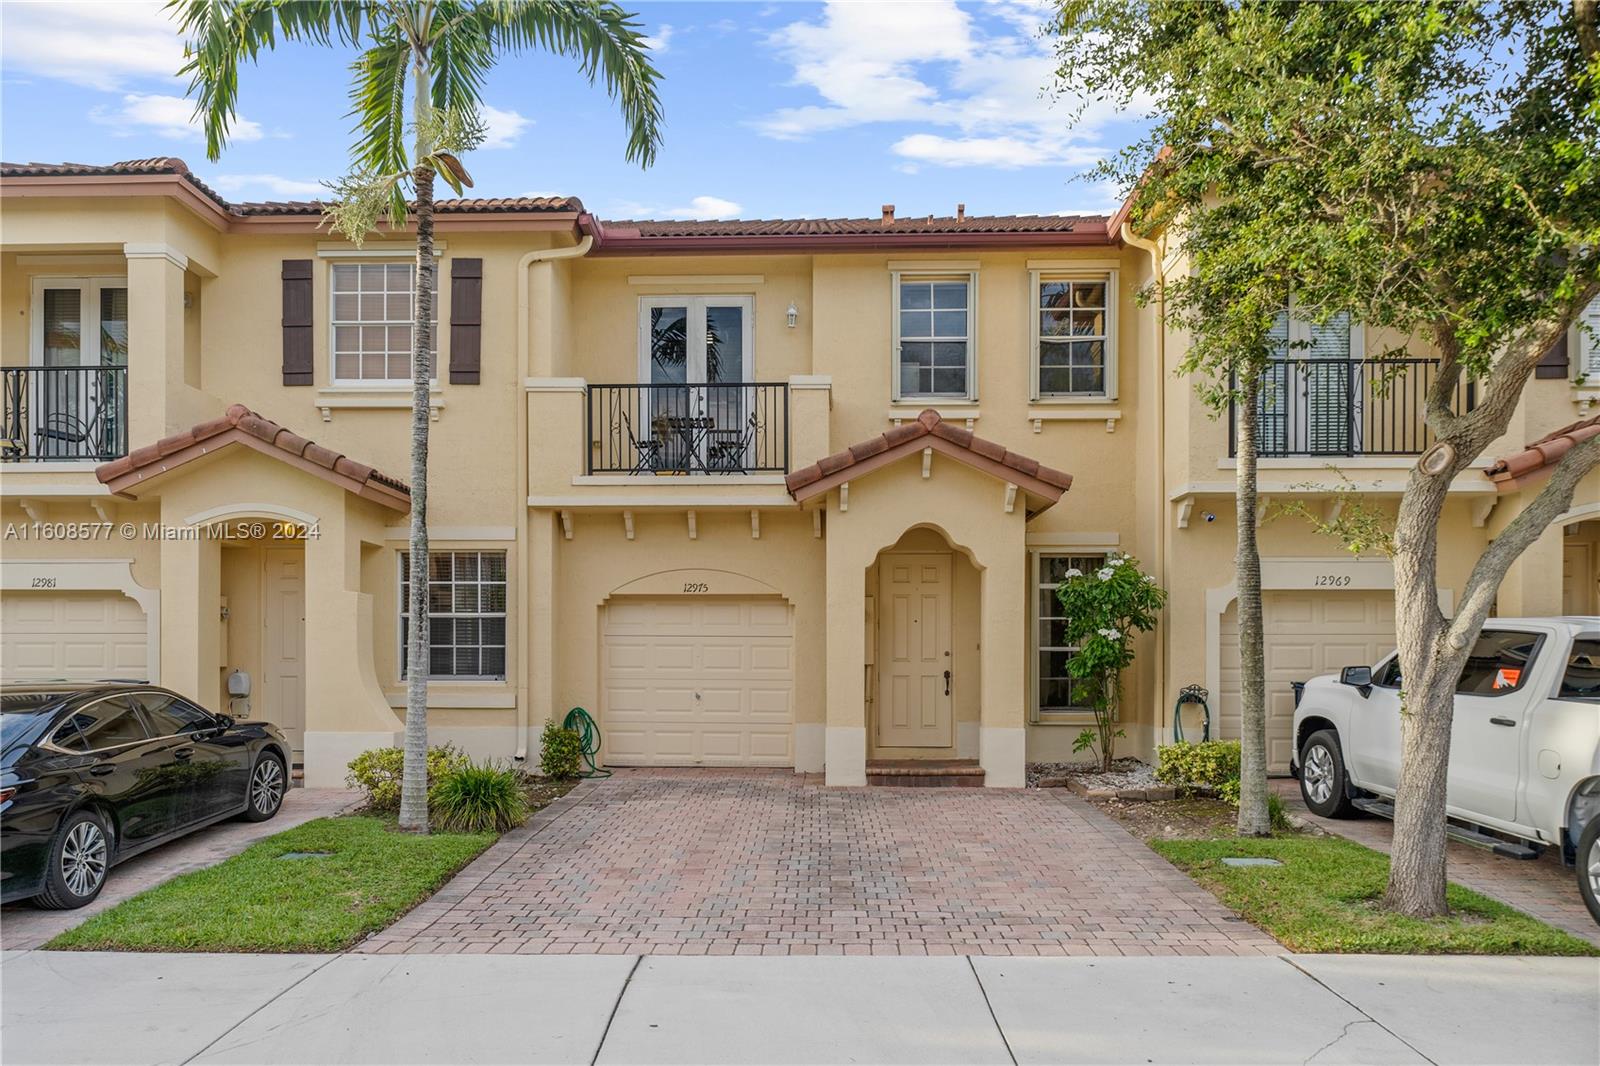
[1097,628,1122,641]
[1063,568,1082,579]
[1096,568,1115,581]
[1143,574,1157,584]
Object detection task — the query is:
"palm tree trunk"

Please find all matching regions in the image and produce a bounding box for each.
[399,49,435,834]
[1235,373,1271,837]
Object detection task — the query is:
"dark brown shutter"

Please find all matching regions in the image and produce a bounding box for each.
[1535,333,1569,380]
[281,259,313,386]
[449,257,483,384]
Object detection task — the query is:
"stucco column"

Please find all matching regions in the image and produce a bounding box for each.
[1500,519,1565,616]
[528,508,557,740]
[159,531,220,704]
[124,244,187,444]
[977,506,1028,787]
[824,495,867,786]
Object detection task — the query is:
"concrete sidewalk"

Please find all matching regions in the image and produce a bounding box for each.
[2,951,1595,1065]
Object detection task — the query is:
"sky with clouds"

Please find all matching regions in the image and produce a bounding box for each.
[0,0,1148,220]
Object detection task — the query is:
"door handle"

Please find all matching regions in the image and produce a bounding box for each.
[173,747,195,761]
[89,764,115,777]
[1489,716,1516,727]
[944,670,951,696]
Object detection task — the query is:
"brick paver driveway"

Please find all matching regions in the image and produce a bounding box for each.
[361,769,1279,957]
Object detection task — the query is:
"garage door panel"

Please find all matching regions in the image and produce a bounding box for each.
[1220,590,1395,775]
[602,597,794,767]
[2,591,150,682]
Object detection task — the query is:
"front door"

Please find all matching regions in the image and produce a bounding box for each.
[263,549,307,759]
[876,553,953,748]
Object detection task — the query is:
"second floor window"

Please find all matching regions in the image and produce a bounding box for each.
[894,274,974,400]
[1034,274,1115,399]
[331,263,438,385]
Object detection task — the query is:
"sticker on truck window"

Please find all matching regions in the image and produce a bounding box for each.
[1494,667,1522,690]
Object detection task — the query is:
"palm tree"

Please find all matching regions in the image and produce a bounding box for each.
[173,0,664,831]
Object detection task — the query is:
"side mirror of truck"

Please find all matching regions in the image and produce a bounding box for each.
[1340,665,1373,697]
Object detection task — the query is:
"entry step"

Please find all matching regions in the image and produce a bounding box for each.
[867,759,985,788]
[1350,797,1541,859]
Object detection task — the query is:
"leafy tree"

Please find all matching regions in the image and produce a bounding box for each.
[1052,0,1600,913]
[174,0,664,831]
[1056,553,1168,772]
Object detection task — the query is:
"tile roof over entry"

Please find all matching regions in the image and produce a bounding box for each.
[1484,414,1600,492]
[786,409,1072,512]
[97,403,410,510]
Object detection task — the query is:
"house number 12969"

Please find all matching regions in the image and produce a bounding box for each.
[1314,575,1352,587]
[682,582,710,593]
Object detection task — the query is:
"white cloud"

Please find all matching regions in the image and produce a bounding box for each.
[0,1,185,91]
[641,25,674,53]
[757,0,1147,171]
[89,93,264,142]
[207,174,326,199]
[614,195,744,220]
[479,105,532,149]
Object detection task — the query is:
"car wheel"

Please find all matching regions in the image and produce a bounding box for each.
[243,753,286,822]
[1299,730,1356,818]
[1577,817,1600,927]
[34,809,111,910]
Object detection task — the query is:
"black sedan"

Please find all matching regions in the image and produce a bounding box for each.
[1,682,290,909]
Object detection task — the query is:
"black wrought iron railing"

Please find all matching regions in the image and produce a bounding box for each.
[2,365,129,463]
[1230,358,1474,458]
[587,382,790,475]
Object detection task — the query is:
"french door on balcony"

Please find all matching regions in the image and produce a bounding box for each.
[637,296,754,472]
[27,277,128,460]
[1260,306,1364,456]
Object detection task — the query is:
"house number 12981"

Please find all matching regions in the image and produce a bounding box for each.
[682,582,710,593]
[1314,575,1352,587]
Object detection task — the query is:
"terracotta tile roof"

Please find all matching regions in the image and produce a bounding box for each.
[599,214,1106,238]
[1,157,582,217]
[97,403,410,510]
[786,408,1072,509]
[1485,415,1600,492]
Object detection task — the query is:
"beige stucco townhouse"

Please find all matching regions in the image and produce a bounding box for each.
[1,158,1595,788]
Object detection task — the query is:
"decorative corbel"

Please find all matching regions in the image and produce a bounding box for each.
[922,447,932,479]
[686,510,697,540]
[839,482,849,512]
[89,499,115,524]
[813,508,823,538]
[750,510,761,539]
[19,499,43,523]
[1176,498,1194,530]
[1032,417,1043,434]
[622,510,634,541]
[1003,483,1018,514]
[559,510,573,541]
[1470,497,1498,529]
[1105,418,1117,434]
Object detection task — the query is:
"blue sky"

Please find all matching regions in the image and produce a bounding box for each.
[0,1,1147,220]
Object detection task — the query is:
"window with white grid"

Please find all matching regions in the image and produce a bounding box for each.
[331,262,438,384]
[1034,273,1115,398]
[1034,552,1106,718]
[894,274,975,399]
[400,550,506,680]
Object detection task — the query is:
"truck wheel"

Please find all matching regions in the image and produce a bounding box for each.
[1577,817,1600,927]
[1299,730,1356,818]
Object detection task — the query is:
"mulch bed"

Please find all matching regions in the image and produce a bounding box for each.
[1027,758,1177,802]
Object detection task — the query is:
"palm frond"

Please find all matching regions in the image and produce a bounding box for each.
[348,31,415,184]
[477,0,665,167]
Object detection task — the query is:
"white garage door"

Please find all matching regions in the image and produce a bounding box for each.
[602,598,794,766]
[1220,590,1395,771]
[1,591,149,682]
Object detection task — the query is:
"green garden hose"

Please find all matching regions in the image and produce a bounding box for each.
[562,707,612,778]
[1173,684,1211,743]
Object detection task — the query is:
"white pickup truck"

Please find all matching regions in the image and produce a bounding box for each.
[1290,617,1600,924]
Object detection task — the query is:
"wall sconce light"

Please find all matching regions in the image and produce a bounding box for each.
[786,302,798,328]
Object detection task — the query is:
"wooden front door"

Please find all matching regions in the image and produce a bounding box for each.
[877,553,953,748]
[263,548,307,757]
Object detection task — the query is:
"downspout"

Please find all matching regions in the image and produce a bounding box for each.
[1120,222,1171,746]
[513,227,595,761]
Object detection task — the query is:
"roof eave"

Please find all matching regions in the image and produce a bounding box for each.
[589,228,1121,256]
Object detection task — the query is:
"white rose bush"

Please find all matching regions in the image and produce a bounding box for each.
[1055,552,1168,772]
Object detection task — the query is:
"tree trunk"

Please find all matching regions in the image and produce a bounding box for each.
[399,53,436,834]
[1235,375,1271,837]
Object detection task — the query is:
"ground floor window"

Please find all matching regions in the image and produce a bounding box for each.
[400,550,507,679]
[1033,552,1106,718]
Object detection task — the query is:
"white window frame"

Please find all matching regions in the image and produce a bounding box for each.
[329,260,441,387]
[1576,293,1600,378]
[636,295,755,384]
[398,549,508,682]
[891,271,978,402]
[1029,550,1109,724]
[1273,295,1365,361]
[1030,270,1118,402]
[29,276,129,367]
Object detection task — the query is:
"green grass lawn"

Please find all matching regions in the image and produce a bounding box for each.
[1152,834,1599,955]
[48,816,494,953]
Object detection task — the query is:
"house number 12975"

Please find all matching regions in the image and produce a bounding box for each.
[1314,575,1352,587]
[682,582,710,593]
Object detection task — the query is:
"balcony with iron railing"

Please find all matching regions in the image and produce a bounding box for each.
[1230,358,1474,458]
[586,382,790,475]
[2,365,129,463]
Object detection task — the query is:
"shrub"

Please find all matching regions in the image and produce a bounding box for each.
[540,720,583,780]
[430,762,530,833]
[1156,740,1242,795]
[345,744,468,812]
